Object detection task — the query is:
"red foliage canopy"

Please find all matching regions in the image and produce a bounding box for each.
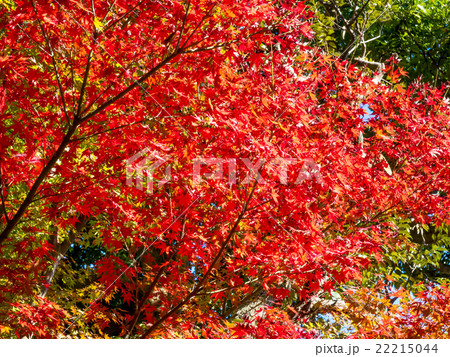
[1,0,450,338]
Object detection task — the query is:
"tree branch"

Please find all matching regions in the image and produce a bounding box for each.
[78,49,181,125]
[140,182,259,338]
[0,124,78,245]
[98,0,147,38]
[125,216,187,338]
[0,169,9,224]
[348,0,370,28]
[175,0,191,52]
[180,2,216,50]
[75,49,94,119]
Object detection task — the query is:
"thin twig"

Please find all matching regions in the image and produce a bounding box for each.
[176,0,191,52]
[30,0,71,124]
[0,169,9,223]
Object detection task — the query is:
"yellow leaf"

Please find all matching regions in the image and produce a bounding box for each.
[226,9,236,18]
[94,17,103,31]
[0,326,11,333]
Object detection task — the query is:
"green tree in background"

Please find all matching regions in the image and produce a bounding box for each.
[309,0,450,85]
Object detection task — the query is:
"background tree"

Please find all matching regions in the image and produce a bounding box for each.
[308,0,450,85]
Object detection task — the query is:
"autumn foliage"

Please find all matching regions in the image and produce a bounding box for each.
[1,0,450,338]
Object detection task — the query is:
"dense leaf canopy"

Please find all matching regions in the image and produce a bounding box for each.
[0,0,450,338]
